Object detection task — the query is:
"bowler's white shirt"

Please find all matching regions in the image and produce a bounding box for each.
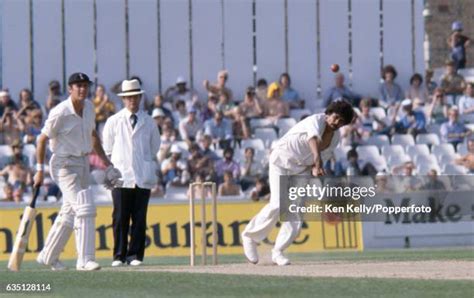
[41,97,95,157]
[271,113,340,173]
[102,108,161,189]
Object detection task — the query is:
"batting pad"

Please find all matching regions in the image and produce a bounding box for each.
[75,188,97,268]
[41,213,74,265]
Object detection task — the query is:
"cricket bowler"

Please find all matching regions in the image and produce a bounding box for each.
[34,73,122,271]
[241,100,355,265]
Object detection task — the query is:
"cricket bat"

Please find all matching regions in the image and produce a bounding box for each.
[7,187,40,271]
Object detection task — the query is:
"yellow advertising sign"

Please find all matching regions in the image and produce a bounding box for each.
[0,201,362,261]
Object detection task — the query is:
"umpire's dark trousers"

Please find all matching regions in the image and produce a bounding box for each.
[112,186,150,263]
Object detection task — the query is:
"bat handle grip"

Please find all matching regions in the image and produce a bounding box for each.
[30,186,40,208]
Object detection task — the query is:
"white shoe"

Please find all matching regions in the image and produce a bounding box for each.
[129,260,142,266]
[36,254,67,271]
[272,250,290,266]
[111,260,124,267]
[77,261,101,271]
[242,235,258,264]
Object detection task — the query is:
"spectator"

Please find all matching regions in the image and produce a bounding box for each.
[420,169,446,191]
[203,70,233,101]
[250,177,270,201]
[239,87,263,119]
[458,83,474,120]
[0,159,32,203]
[240,147,264,191]
[232,107,251,146]
[440,107,471,148]
[374,172,396,193]
[172,100,188,127]
[151,94,174,121]
[204,110,233,149]
[200,95,219,122]
[215,147,240,183]
[92,84,115,131]
[21,109,43,144]
[186,143,215,181]
[454,138,474,173]
[424,69,438,96]
[279,73,304,109]
[164,76,199,108]
[262,82,289,122]
[199,134,220,161]
[255,78,268,102]
[334,149,377,177]
[447,21,470,70]
[7,139,29,166]
[405,73,429,105]
[1,184,15,202]
[157,122,177,162]
[323,73,361,107]
[440,59,466,103]
[160,144,188,187]
[46,80,62,113]
[0,108,22,145]
[427,88,450,124]
[0,90,18,117]
[218,171,241,196]
[179,106,202,146]
[152,108,166,134]
[379,65,403,107]
[354,98,385,141]
[17,88,41,117]
[395,99,426,136]
[216,92,235,118]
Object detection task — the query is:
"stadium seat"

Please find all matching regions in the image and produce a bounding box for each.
[356,145,380,157]
[241,138,265,151]
[289,109,312,120]
[405,144,430,157]
[334,145,352,161]
[174,141,190,158]
[364,155,388,172]
[438,154,461,168]
[387,154,411,168]
[391,134,415,147]
[417,163,441,175]
[443,164,468,175]
[365,135,390,147]
[426,123,441,135]
[249,118,274,130]
[416,133,440,146]
[413,153,438,166]
[254,128,278,149]
[381,144,405,160]
[431,143,456,157]
[164,185,188,200]
[23,144,36,168]
[276,118,297,136]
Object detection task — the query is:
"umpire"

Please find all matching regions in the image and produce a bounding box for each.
[102,79,161,267]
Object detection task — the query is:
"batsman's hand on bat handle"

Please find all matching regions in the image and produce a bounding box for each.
[33,170,44,188]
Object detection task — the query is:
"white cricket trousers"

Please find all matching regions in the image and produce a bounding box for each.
[242,161,303,253]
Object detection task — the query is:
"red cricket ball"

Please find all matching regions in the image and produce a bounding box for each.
[331,64,340,73]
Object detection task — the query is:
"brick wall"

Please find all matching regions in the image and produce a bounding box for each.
[425,0,474,69]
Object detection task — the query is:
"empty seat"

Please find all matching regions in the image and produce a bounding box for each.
[365,135,390,147]
[370,107,387,120]
[391,134,415,147]
[241,138,265,151]
[356,145,380,157]
[276,118,297,136]
[431,143,456,157]
[443,164,468,175]
[254,128,278,148]
[249,118,274,129]
[417,163,441,175]
[364,155,388,172]
[23,144,36,168]
[406,144,430,157]
[388,154,411,168]
[289,109,312,120]
[413,153,439,166]
[381,144,405,160]
[438,154,461,168]
[457,142,468,155]
[416,133,440,146]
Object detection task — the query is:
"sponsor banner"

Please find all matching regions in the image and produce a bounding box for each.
[0,201,363,261]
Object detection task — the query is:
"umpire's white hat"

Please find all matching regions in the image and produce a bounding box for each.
[117,79,145,97]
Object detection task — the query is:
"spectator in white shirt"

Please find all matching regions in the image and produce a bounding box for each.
[458,83,474,121]
[102,79,161,267]
[179,106,202,146]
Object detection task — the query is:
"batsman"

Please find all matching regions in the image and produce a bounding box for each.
[33,73,122,271]
[242,100,355,265]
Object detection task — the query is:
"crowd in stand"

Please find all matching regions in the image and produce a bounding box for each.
[0,56,474,203]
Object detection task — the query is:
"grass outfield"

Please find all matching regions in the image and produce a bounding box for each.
[0,248,473,297]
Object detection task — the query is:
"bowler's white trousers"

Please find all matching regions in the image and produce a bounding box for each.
[242,158,306,253]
